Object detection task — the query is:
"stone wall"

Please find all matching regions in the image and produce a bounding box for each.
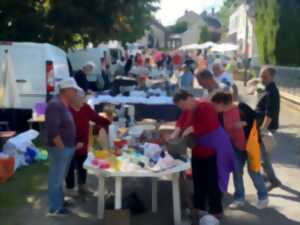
[253,65,300,99]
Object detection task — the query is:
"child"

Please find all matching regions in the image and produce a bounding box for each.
[211,92,269,209]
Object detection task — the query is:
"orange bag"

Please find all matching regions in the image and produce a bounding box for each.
[0,157,15,183]
[246,120,261,172]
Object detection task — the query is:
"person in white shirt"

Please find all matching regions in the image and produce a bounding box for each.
[212,63,234,88]
[195,69,226,99]
[212,63,239,101]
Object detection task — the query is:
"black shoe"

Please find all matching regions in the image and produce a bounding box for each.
[63,200,75,208]
[268,180,282,192]
[47,208,71,217]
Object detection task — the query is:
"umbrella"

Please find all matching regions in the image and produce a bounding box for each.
[0,50,20,108]
[211,43,239,52]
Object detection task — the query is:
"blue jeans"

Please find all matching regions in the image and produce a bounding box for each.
[260,140,280,184]
[47,147,75,212]
[233,149,268,201]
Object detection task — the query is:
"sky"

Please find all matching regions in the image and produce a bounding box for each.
[155,0,225,26]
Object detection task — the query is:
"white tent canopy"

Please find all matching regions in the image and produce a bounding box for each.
[0,50,20,108]
[211,43,239,52]
[198,41,217,49]
[179,44,203,51]
[179,42,216,51]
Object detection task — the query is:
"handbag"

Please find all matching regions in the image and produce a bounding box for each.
[261,130,277,153]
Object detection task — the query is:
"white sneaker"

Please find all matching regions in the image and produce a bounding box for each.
[229,200,245,209]
[256,198,269,209]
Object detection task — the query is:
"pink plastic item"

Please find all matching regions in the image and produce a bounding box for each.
[98,160,110,170]
[91,159,100,166]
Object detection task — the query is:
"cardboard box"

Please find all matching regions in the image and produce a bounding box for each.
[103,210,130,225]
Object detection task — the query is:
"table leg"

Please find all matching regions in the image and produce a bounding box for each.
[152,178,158,213]
[97,175,105,220]
[172,173,182,225]
[115,177,122,209]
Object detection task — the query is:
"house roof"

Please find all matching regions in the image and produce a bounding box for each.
[201,14,221,29]
[150,19,168,33]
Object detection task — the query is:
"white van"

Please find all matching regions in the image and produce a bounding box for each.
[0,42,70,109]
[68,46,110,76]
[68,44,125,75]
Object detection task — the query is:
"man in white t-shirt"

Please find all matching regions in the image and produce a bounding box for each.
[212,62,238,100]
[195,69,227,99]
[212,62,234,89]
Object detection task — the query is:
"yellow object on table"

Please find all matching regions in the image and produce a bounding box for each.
[95,150,111,159]
[108,156,121,171]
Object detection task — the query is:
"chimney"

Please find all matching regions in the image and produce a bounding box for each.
[211,8,215,16]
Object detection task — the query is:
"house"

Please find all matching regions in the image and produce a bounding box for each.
[138,10,222,50]
[138,19,168,49]
[178,10,222,46]
[228,0,257,58]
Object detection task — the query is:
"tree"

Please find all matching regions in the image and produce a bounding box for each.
[256,0,279,65]
[199,25,211,43]
[275,0,300,66]
[256,0,300,66]
[0,1,50,43]
[0,0,159,49]
[167,21,188,34]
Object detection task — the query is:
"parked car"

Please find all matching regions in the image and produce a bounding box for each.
[0,41,71,131]
[0,41,71,109]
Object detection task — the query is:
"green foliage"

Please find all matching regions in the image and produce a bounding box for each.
[256,0,279,65]
[167,21,188,34]
[0,0,159,49]
[199,25,211,43]
[256,0,300,66]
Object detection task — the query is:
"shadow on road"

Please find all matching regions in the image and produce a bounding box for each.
[269,185,300,204]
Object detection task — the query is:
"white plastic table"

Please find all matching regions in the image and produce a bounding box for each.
[84,156,191,225]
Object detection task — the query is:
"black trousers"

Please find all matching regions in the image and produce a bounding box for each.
[65,154,88,189]
[192,155,223,214]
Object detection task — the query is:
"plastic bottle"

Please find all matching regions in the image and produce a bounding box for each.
[108,118,119,149]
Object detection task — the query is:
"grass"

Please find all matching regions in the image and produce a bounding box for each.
[0,150,49,224]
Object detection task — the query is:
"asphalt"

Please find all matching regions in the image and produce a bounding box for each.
[13,83,300,225]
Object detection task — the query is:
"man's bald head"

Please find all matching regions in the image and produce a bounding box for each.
[212,63,224,77]
[195,69,217,90]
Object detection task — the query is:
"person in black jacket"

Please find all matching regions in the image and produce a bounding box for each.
[124,55,134,75]
[74,61,95,93]
[256,66,281,191]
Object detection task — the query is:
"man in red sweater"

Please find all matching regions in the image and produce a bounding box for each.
[66,92,110,194]
[170,90,223,222]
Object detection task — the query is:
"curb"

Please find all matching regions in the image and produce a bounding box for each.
[280,91,300,111]
[280,91,300,105]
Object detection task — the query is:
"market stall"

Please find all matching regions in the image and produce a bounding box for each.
[88,93,181,122]
[83,124,191,225]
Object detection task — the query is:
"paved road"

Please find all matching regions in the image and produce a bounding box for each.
[15,84,300,225]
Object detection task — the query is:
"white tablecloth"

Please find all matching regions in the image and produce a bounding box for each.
[87,95,173,108]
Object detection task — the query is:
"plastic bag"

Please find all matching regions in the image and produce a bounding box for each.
[0,157,15,183]
[246,120,261,172]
